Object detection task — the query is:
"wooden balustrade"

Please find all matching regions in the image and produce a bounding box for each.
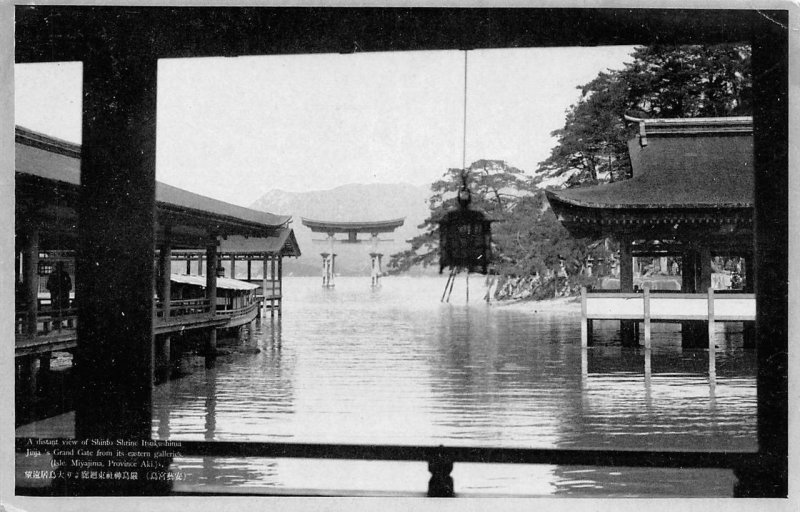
[580,286,756,348]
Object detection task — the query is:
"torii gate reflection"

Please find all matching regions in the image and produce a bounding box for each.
[301,218,405,288]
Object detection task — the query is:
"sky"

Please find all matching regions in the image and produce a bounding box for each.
[15,46,635,206]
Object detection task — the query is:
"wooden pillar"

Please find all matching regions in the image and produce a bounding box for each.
[619,237,636,346]
[205,244,218,362]
[744,255,755,293]
[707,287,716,351]
[680,247,704,348]
[320,252,329,287]
[155,238,172,383]
[741,251,754,352]
[261,254,269,312]
[23,357,38,398]
[155,334,171,383]
[37,354,51,395]
[23,229,39,337]
[230,255,236,280]
[681,248,697,292]
[733,22,788,497]
[159,239,172,319]
[580,287,589,348]
[643,284,651,349]
[277,256,283,316]
[74,45,157,442]
[699,244,712,291]
[697,244,713,348]
[247,259,252,281]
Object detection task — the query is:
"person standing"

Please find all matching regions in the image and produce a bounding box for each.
[47,262,72,327]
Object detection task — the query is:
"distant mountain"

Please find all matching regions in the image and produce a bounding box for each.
[250,183,432,276]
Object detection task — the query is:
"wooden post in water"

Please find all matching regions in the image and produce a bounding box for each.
[158,238,172,382]
[268,253,270,316]
[277,256,283,316]
[271,254,277,316]
[37,354,50,395]
[441,268,455,302]
[643,284,651,350]
[580,287,588,348]
[707,287,715,351]
[619,237,636,346]
[205,244,218,364]
[445,268,457,302]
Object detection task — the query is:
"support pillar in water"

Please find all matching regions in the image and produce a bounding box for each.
[370,252,383,287]
[205,244,218,366]
[321,252,330,287]
[619,237,637,346]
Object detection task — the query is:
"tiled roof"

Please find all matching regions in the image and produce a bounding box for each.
[547,117,753,210]
[15,126,290,229]
[170,273,260,291]
[218,230,302,257]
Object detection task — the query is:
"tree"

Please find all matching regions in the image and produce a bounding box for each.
[538,44,752,185]
[387,160,530,273]
[388,160,607,279]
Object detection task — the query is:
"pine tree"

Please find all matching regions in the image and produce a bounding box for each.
[538,44,751,186]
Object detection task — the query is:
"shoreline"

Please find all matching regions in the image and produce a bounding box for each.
[491,295,581,313]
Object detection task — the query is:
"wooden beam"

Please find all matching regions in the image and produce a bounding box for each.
[74,45,157,442]
[15,8,764,63]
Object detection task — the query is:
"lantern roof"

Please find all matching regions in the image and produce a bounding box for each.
[435,204,502,225]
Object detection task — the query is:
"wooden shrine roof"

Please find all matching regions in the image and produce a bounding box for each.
[15,126,291,238]
[547,117,752,210]
[300,217,405,233]
[546,117,753,241]
[218,230,302,257]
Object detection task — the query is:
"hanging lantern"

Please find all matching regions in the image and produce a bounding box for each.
[216,264,226,278]
[437,172,494,274]
[37,253,53,276]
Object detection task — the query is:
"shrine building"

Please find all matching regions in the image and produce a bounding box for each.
[546,116,755,348]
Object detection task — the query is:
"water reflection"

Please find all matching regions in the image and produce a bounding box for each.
[151,276,757,494]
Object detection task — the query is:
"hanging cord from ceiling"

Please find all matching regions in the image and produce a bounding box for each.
[462,50,468,175]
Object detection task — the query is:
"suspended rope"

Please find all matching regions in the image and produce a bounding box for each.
[462,50,468,173]
[440,50,481,304]
[462,51,469,303]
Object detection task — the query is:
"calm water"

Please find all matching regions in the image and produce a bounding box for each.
[151,276,757,496]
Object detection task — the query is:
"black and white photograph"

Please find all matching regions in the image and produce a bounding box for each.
[2,2,794,510]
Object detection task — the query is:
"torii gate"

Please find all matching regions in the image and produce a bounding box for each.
[301,218,405,287]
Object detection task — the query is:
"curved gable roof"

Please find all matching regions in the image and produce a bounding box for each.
[16,126,291,230]
[547,117,753,210]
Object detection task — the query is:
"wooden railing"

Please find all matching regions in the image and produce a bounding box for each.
[15,436,757,497]
[15,308,78,336]
[213,302,259,321]
[154,298,212,319]
[581,286,756,349]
